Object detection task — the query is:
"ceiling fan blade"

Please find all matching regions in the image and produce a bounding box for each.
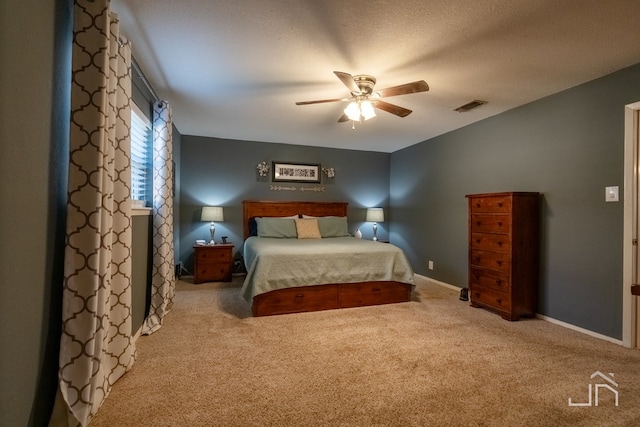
[375,80,429,98]
[295,98,344,105]
[338,113,349,123]
[334,71,359,93]
[373,100,413,117]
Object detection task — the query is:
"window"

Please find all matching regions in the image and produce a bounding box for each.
[131,102,152,207]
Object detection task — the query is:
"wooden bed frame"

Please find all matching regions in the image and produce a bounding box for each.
[243,200,412,316]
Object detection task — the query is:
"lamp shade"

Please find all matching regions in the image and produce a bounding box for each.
[201,206,224,222]
[366,207,384,222]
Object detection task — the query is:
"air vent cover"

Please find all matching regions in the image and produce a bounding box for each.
[454,99,487,112]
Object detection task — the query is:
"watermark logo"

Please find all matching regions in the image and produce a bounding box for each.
[568,371,619,407]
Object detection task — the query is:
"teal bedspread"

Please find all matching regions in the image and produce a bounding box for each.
[241,236,415,301]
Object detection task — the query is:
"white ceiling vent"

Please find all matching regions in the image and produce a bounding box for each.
[454,100,487,113]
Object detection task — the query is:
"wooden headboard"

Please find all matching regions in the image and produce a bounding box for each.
[242,200,348,240]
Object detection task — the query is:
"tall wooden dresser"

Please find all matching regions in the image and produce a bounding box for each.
[466,192,539,321]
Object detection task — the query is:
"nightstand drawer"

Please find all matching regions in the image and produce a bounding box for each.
[470,214,510,234]
[469,267,510,292]
[470,232,510,253]
[197,248,231,262]
[470,249,511,272]
[195,264,231,282]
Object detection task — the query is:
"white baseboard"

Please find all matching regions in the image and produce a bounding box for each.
[417,274,462,292]
[417,274,623,346]
[535,314,623,345]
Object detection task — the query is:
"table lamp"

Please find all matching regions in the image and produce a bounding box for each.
[366,207,384,241]
[201,206,224,244]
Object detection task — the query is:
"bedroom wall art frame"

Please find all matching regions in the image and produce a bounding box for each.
[272,161,320,183]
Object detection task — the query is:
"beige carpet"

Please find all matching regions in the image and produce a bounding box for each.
[90,276,640,426]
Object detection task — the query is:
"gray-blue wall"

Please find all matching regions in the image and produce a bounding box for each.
[179,136,390,271]
[0,0,71,425]
[390,63,640,339]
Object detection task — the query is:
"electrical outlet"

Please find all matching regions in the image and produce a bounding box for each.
[428,260,434,270]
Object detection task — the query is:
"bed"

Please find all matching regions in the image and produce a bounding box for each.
[241,200,415,316]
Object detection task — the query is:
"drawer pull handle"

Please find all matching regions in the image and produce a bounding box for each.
[496,261,502,266]
[497,222,503,227]
[295,294,304,302]
[496,298,502,305]
[372,287,381,293]
[497,202,503,207]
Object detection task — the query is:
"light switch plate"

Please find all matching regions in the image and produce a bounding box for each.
[605,186,619,202]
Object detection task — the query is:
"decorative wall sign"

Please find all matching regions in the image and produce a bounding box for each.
[269,185,325,192]
[272,162,320,183]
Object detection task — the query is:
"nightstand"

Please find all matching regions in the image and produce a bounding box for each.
[193,243,234,283]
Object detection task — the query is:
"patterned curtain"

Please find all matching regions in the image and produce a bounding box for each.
[57,1,136,425]
[142,101,176,334]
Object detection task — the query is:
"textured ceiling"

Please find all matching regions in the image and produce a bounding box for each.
[112,0,640,153]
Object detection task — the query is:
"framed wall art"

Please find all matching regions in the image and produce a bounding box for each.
[272,162,320,183]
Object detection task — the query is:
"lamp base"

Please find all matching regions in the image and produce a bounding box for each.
[372,223,378,241]
[210,222,216,244]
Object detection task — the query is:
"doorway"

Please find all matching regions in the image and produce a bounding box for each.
[622,101,640,348]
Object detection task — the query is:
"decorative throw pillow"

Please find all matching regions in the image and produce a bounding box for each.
[295,218,321,239]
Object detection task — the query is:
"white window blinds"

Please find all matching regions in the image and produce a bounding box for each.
[131,102,152,205]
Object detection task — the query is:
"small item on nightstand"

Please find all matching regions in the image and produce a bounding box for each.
[221,236,228,244]
[354,228,362,239]
[195,239,206,245]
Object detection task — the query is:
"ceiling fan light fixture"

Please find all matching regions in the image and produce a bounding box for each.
[344,101,361,121]
[360,100,376,120]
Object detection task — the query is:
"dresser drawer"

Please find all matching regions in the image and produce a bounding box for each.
[469,267,510,292]
[470,214,510,234]
[197,247,231,262]
[469,195,512,213]
[340,282,411,308]
[253,285,340,316]
[470,249,510,272]
[470,232,510,253]
[470,285,511,312]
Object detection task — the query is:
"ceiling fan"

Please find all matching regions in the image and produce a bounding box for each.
[296,71,429,125]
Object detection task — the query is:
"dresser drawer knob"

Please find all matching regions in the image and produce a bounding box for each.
[295,294,304,303]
